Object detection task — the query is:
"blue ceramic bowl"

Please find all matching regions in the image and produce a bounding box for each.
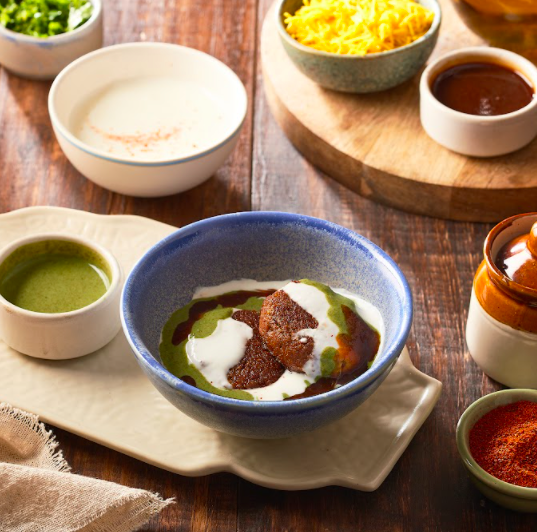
[277,0,441,93]
[121,212,412,439]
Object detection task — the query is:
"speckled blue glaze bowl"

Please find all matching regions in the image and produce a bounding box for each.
[121,212,412,439]
[276,0,441,93]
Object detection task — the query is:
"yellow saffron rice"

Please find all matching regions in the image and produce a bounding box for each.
[284,0,435,55]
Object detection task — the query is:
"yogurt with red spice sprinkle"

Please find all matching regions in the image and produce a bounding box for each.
[71,76,229,161]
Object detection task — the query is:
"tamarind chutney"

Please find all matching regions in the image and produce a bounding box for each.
[432,62,534,116]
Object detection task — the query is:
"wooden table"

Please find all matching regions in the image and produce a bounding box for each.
[0,1,534,530]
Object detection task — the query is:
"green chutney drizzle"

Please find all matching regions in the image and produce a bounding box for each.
[301,278,361,378]
[0,240,110,313]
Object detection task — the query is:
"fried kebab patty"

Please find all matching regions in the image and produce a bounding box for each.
[258,290,318,373]
[227,310,285,389]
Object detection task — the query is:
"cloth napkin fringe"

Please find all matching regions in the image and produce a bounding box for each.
[0,403,173,531]
[0,403,70,473]
[77,492,174,532]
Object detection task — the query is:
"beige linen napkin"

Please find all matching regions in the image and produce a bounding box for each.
[0,403,173,532]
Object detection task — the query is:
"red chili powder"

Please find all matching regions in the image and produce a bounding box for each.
[469,400,537,488]
[89,123,180,149]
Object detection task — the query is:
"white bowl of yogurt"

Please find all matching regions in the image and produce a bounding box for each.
[48,42,248,197]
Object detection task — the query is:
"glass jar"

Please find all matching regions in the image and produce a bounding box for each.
[452,0,537,61]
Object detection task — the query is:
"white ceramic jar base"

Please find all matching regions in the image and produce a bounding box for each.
[466,288,537,389]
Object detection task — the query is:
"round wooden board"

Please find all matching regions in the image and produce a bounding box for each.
[261,0,537,222]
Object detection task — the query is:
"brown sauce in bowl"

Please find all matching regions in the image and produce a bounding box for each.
[432,62,534,116]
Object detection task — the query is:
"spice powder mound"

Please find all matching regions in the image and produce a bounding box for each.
[469,400,537,488]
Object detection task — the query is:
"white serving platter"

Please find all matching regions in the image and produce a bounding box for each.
[0,206,442,491]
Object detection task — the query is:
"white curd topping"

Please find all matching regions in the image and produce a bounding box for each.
[246,370,311,401]
[185,316,253,390]
[193,279,289,299]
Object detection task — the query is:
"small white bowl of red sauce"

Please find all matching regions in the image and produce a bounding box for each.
[420,47,537,157]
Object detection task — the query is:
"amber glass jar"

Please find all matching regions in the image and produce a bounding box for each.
[453,0,537,61]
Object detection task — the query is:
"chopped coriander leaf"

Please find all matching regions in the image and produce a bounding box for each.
[0,0,93,38]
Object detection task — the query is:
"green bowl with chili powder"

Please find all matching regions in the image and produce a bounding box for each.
[456,389,537,513]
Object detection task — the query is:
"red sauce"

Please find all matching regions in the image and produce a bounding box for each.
[292,305,380,399]
[432,62,534,116]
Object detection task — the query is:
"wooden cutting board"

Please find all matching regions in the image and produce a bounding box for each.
[261,0,537,222]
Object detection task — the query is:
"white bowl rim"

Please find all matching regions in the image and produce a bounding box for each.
[48,42,248,167]
[420,46,537,123]
[0,232,121,321]
[0,0,102,44]
[276,0,442,60]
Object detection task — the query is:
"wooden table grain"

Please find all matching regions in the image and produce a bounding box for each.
[0,1,534,530]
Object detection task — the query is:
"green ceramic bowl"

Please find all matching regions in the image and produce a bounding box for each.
[276,0,442,93]
[456,389,537,513]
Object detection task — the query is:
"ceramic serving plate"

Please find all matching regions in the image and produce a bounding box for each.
[0,206,442,491]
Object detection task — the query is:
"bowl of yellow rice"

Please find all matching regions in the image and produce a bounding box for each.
[276,0,441,93]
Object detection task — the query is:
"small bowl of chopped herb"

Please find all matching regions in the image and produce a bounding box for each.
[0,0,102,79]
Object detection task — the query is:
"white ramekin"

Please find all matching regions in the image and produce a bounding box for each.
[0,0,103,80]
[420,47,537,157]
[0,234,122,360]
